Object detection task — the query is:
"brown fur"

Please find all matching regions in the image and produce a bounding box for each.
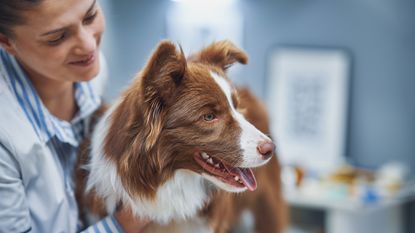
[76,40,287,232]
[75,105,109,220]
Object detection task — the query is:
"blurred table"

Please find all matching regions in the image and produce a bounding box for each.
[283,180,415,233]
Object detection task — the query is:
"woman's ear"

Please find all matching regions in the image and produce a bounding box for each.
[0,34,17,56]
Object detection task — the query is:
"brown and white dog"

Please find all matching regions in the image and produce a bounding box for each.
[76,40,287,233]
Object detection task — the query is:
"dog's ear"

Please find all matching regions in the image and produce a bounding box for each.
[142,40,186,101]
[102,42,187,198]
[139,40,186,151]
[104,41,186,157]
[189,40,248,71]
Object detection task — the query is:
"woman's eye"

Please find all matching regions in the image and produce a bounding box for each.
[203,113,216,122]
[47,33,66,45]
[83,11,98,25]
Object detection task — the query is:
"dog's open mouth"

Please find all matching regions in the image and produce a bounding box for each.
[194,152,257,191]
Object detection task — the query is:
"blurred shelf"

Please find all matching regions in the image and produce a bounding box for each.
[284,181,415,212]
[283,180,415,233]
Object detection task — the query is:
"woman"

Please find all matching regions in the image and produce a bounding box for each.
[0,0,149,232]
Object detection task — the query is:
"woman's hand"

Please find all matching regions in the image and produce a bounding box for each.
[115,208,150,233]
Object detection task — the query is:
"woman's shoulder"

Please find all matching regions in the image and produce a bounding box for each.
[0,72,40,156]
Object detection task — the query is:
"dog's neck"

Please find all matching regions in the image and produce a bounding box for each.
[128,170,209,223]
[86,103,210,223]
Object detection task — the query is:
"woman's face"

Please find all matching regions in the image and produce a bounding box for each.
[4,0,105,83]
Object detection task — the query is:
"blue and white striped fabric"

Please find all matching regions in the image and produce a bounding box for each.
[0,50,99,146]
[0,49,123,233]
[81,216,124,233]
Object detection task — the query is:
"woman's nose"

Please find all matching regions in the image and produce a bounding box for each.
[74,28,97,55]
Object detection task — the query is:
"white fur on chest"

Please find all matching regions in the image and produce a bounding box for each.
[86,105,209,223]
[127,170,209,223]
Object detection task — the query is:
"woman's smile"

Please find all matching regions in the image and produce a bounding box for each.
[69,51,96,67]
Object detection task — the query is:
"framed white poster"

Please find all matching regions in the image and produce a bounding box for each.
[268,47,350,172]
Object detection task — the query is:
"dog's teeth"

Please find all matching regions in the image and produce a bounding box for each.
[201,152,209,160]
[234,176,240,181]
[215,163,220,168]
[207,158,214,164]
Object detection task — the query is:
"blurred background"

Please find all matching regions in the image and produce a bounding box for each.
[99,0,415,232]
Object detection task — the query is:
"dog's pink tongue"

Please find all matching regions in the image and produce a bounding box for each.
[235,167,257,191]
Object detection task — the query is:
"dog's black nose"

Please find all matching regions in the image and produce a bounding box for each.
[257,141,275,159]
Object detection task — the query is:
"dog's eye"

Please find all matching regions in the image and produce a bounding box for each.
[203,113,216,122]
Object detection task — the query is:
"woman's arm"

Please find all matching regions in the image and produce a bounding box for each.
[0,144,31,232]
[0,143,149,233]
[114,208,150,233]
[79,208,150,233]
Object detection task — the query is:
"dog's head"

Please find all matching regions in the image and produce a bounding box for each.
[103,40,275,200]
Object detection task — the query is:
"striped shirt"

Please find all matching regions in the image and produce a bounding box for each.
[0,49,123,233]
